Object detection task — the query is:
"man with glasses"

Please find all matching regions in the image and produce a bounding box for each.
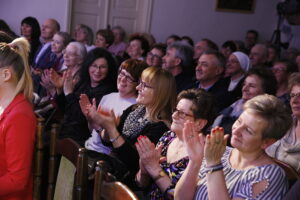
[162,41,194,93]
[146,43,166,68]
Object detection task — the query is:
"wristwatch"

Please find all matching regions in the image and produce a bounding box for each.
[153,170,167,181]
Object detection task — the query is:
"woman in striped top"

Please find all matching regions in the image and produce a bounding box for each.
[175,94,293,200]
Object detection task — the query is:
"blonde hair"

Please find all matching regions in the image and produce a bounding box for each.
[142,67,176,126]
[0,37,33,101]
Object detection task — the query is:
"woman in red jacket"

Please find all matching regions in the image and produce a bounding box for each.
[0,38,36,200]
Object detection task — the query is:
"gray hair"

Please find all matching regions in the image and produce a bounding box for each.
[68,41,87,60]
[168,41,194,73]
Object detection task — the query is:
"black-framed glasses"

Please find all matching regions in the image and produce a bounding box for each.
[174,108,194,119]
[138,80,153,90]
[90,64,108,70]
[147,52,162,60]
[118,69,136,83]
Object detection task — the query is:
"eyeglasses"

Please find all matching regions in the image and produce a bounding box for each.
[290,92,300,98]
[174,108,194,119]
[118,69,136,83]
[90,64,108,70]
[63,50,78,58]
[272,68,287,73]
[138,80,153,90]
[147,52,162,60]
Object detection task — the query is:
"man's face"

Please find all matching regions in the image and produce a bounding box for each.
[249,45,266,67]
[245,32,257,47]
[162,48,179,72]
[196,54,222,82]
[194,41,208,60]
[41,19,57,41]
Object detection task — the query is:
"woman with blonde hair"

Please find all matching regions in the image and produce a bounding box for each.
[86,66,176,186]
[0,38,36,199]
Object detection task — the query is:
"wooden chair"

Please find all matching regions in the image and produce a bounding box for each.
[33,117,45,200]
[273,158,300,186]
[93,161,138,200]
[47,124,87,200]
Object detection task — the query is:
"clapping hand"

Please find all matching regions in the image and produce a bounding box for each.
[204,127,229,167]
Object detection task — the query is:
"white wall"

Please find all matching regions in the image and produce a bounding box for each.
[150,0,279,46]
[0,0,71,35]
[0,0,279,47]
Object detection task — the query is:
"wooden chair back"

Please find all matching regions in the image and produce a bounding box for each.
[47,123,87,200]
[273,158,300,180]
[33,117,45,200]
[93,161,138,200]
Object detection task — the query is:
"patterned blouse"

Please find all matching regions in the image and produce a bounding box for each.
[195,147,289,200]
[148,131,189,200]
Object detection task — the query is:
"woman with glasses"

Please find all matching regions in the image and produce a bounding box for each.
[267,73,300,174]
[85,66,176,186]
[82,59,148,155]
[135,88,215,199]
[55,48,118,145]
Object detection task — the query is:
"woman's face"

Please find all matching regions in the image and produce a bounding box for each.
[127,40,143,59]
[117,68,137,98]
[231,109,268,151]
[112,29,122,43]
[75,28,87,43]
[21,23,32,38]
[63,45,82,68]
[290,84,300,119]
[89,57,109,87]
[95,34,107,48]
[146,48,164,67]
[272,63,288,84]
[225,54,242,77]
[51,34,65,54]
[242,75,264,101]
[136,77,154,106]
[171,99,195,134]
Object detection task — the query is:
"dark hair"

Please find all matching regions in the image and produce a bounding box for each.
[112,25,126,40]
[222,40,237,52]
[120,59,148,82]
[274,59,298,73]
[21,16,41,40]
[201,38,219,51]
[167,34,181,42]
[181,36,194,47]
[177,88,216,132]
[55,32,72,47]
[76,48,118,91]
[246,67,277,95]
[247,29,259,40]
[129,34,150,57]
[0,31,13,43]
[151,43,167,55]
[202,50,226,68]
[0,19,17,38]
[96,29,115,47]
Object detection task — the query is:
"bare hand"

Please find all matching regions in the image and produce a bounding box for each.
[204,127,229,166]
[49,68,64,89]
[63,69,75,95]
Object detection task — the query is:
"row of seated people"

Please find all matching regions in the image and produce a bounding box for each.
[0,25,300,199]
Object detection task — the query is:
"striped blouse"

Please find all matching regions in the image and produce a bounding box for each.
[195,147,288,200]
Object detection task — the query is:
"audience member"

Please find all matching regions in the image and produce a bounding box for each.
[165,34,181,46]
[249,43,269,67]
[221,40,237,59]
[162,41,194,93]
[108,25,127,57]
[195,50,232,112]
[32,18,60,70]
[193,39,219,64]
[213,67,277,135]
[245,29,259,53]
[135,88,215,199]
[95,29,114,49]
[85,66,176,187]
[146,43,166,68]
[74,24,95,52]
[267,72,300,174]
[285,48,299,62]
[267,43,280,66]
[175,94,292,200]
[181,35,194,47]
[272,59,298,106]
[20,16,41,65]
[0,38,36,199]
[225,51,251,102]
[56,48,118,145]
[126,34,150,60]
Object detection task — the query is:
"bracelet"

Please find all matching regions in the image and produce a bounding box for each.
[204,163,223,174]
[109,134,121,143]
